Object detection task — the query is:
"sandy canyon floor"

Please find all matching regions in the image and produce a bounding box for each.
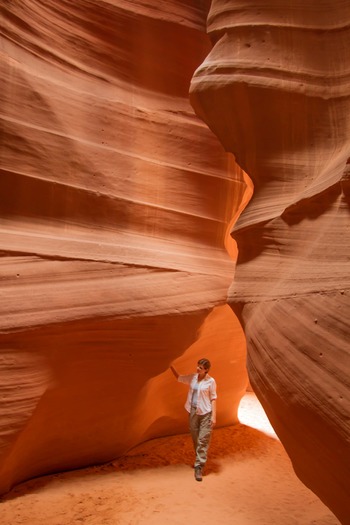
[1,393,340,525]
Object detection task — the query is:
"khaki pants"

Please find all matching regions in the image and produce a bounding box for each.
[189,406,212,468]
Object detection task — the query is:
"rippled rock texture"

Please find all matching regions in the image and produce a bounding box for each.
[0,1,248,494]
[191,1,350,523]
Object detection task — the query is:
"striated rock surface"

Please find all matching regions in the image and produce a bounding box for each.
[0,1,248,493]
[191,0,350,523]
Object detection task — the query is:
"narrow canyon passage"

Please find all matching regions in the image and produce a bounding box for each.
[0,392,340,525]
[1,1,349,523]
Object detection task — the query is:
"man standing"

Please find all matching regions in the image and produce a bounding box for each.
[170,359,217,481]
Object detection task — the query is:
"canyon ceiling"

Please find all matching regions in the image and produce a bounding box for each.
[1,1,349,524]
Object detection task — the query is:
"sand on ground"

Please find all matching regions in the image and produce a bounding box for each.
[0,393,341,525]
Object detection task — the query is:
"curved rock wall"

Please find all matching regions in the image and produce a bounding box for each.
[190,1,350,523]
[0,1,248,493]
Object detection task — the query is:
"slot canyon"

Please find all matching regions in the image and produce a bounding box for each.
[1,1,349,524]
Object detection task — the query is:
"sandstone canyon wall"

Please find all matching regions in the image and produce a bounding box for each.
[0,1,248,495]
[190,1,350,523]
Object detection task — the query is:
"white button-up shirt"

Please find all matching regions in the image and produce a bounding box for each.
[178,373,217,415]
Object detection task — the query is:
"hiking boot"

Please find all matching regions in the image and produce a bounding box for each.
[194,466,202,482]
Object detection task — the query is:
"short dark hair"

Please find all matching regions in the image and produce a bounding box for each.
[198,358,211,371]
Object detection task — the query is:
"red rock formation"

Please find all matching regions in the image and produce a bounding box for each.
[191,1,350,523]
[0,1,248,494]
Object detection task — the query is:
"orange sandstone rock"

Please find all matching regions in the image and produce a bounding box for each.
[0,1,248,494]
[191,1,350,523]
